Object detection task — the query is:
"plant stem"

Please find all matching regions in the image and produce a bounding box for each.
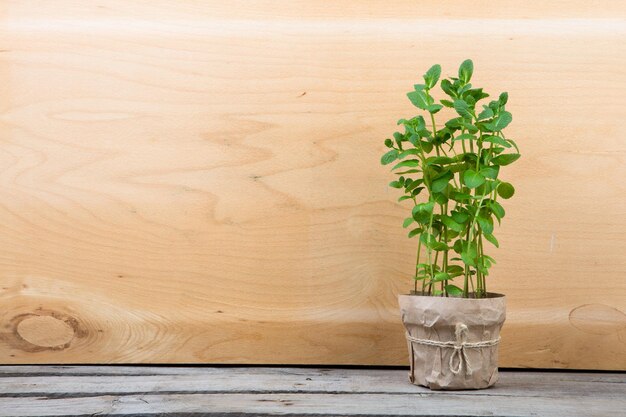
[463,226,471,297]
[441,202,449,296]
[478,233,486,296]
[460,129,468,154]
[426,206,435,295]
[476,131,483,171]
[414,238,422,294]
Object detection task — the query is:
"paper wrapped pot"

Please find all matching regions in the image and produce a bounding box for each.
[399,293,506,390]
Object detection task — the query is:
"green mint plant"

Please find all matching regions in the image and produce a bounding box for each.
[381,60,520,298]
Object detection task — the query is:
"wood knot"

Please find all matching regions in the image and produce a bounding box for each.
[12,312,79,350]
[569,304,626,335]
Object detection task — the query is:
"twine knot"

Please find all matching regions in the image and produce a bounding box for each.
[405,322,500,376]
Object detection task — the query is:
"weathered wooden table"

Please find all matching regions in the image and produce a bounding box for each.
[0,366,624,416]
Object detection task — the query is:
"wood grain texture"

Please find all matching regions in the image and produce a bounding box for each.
[0,1,625,368]
[0,366,624,417]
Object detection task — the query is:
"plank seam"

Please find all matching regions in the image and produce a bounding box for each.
[0,391,604,399]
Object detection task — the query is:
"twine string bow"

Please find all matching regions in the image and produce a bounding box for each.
[405,322,500,376]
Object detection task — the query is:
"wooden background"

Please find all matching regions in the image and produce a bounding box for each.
[0,1,625,369]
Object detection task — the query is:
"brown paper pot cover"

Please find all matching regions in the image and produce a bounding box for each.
[398,293,506,390]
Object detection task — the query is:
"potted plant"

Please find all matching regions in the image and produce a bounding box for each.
[381,59,520,390]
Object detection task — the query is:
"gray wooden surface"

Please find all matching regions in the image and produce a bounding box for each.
[0,366,624,416]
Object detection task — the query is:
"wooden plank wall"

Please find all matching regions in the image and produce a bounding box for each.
[0,1,625,369]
